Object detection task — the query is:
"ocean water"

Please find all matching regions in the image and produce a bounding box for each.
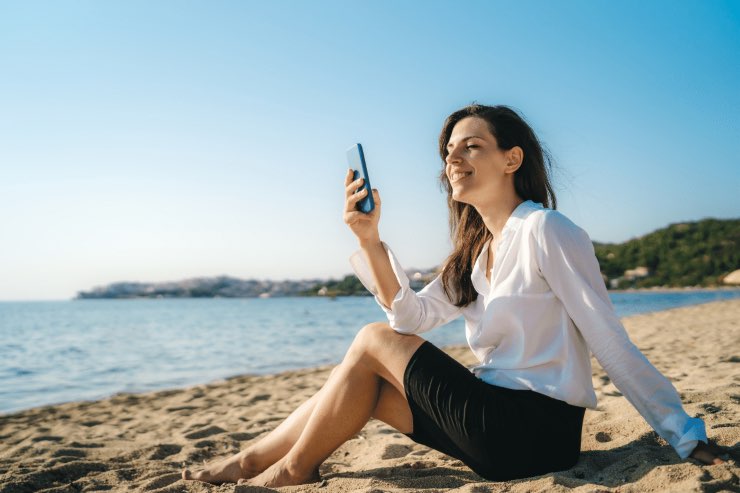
[1,289,739,415]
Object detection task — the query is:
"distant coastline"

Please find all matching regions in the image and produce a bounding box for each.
[75,218,738,300]
[73,282,740,301]
[73,269,436,300]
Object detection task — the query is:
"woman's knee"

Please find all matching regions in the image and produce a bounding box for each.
[356,321,395,346]
[347,321,394,360]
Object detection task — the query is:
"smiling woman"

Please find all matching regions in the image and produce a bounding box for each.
[182,103,726,488]
[438,105,557,308]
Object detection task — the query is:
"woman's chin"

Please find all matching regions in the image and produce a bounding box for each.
[451,190,471,204]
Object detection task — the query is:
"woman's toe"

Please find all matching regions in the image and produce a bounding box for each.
[182,469,207,481]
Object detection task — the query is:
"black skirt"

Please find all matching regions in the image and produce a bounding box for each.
[402,341,586,481]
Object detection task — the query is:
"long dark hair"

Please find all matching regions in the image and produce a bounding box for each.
[438,104,557,307]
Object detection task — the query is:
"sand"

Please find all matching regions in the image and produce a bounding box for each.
[1,299,738,493]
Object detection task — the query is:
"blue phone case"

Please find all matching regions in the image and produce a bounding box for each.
[346,143,375,214]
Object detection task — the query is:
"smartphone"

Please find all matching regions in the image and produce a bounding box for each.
[346,143,375,214]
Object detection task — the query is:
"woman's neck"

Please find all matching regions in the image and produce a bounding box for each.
[475,193,524,239]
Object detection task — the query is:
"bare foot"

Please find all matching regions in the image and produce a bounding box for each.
[690,440,729,465]
[182,450,260,485]
[237,457,320,488]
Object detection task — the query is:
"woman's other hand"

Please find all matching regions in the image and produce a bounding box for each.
[689,439,729,465]
[343,169,381,245]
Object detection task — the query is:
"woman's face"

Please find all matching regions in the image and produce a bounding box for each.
[445,116,518,207]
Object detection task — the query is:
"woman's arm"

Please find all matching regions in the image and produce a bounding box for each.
[357,238,401,311]
[343,170,461,334]
[534,210,725,464]
[349,241,462,335]
[343,169,401,309]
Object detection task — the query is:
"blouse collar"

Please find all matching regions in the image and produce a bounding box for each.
[470,200,543,295]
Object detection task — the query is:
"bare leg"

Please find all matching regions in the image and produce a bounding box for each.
[183,322,421,485]
[242,322,424,487]
[182,367,337,484]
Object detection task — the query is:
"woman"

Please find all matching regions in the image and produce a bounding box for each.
[183,104,725,487]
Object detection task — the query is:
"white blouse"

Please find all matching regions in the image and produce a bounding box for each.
[349,200,706,459]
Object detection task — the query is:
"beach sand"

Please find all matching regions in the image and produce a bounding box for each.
[1,299,738,492]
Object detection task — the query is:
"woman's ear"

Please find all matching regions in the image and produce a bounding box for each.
[504,146,524,174]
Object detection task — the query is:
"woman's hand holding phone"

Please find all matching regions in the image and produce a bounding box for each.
[342,153,400,308]
[343,168,381,246]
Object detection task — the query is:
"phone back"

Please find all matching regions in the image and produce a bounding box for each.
[346,143,375,214]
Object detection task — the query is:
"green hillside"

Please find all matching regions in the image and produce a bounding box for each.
[306,218,740,297]
[593,218,739,289]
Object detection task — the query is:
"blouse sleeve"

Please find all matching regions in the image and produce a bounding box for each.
[349,241,462,335]
[534,210,707,460]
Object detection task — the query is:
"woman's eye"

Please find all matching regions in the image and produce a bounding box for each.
[466,145,478,150]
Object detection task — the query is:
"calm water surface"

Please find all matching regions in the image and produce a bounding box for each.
[1,290,739,414]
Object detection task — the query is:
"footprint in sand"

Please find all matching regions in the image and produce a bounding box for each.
[67,441,104,448]
[595,432,612,443]
[31,435,64,443]
[194,439,216,449]
[165,405,198,413]
[701,403,722,414]
[80,420,103,427]
[138,472,182,491]
[228,432,260,441]
[15,461,107,489]
[51,448,87,459]
[147,443,182,460]
[184,425,227,440]
[381,444,413,459]
[248,393,272,404]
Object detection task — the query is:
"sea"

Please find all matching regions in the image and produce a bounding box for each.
[1,289,739,415]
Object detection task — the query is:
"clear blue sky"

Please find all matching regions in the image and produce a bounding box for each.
[1,0,738,301]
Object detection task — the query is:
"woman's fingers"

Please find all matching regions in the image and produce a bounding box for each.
[343,210,372,226]
[344,168,357,190]
[345,187,368,210]
[344,188,381,217]
[342,172,381,241]
[345,178,365,198]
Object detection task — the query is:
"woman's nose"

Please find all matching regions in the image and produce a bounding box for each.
[446,147,462,164]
